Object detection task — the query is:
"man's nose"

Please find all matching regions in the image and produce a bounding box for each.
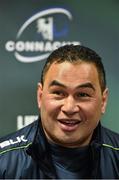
[61,96,79,115]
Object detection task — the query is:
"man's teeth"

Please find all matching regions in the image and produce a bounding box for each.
[59,120,80,125]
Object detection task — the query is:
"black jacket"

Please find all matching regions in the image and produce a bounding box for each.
[0,118,119,179]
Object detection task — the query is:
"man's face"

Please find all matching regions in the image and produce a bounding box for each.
[37,61,108,148]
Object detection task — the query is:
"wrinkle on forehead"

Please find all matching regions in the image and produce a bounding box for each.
[44,61,100,90]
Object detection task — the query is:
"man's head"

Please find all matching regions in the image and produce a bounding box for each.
[37,44,108,148]
[41,44,106,93]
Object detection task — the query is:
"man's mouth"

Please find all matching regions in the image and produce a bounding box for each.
[58,119,80,125]
[58,119,81,132]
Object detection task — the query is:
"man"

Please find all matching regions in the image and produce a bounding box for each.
[0,44,119,179]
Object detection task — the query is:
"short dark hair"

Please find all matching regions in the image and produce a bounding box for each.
[41,44,106,92]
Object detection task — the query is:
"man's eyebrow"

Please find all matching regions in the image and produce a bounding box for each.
[76,82,95,91]
[49,80,95,91]
[49,80,66,88]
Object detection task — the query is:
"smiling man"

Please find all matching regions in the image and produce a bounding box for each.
[38,60,107,149]
[0,45,119,179]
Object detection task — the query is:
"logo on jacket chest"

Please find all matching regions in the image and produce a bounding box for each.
[0,135,28,149]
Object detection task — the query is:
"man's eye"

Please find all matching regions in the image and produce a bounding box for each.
[53,91,64,96]
[77,92,90,97]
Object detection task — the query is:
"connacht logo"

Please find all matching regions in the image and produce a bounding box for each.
[5,8,80,63]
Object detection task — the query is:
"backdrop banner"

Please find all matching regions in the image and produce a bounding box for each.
[0,0,119,136]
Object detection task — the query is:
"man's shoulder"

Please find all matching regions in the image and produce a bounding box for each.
[101,125,119,148]
[0,120,38,155]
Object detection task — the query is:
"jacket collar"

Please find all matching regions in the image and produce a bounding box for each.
[26,118,57,178]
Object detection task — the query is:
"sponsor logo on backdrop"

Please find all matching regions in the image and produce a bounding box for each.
[5,8,80,63]
[17,115,38,130]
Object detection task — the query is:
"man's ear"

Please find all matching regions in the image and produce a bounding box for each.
[101,88,109,114]
[37,83,43,109]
